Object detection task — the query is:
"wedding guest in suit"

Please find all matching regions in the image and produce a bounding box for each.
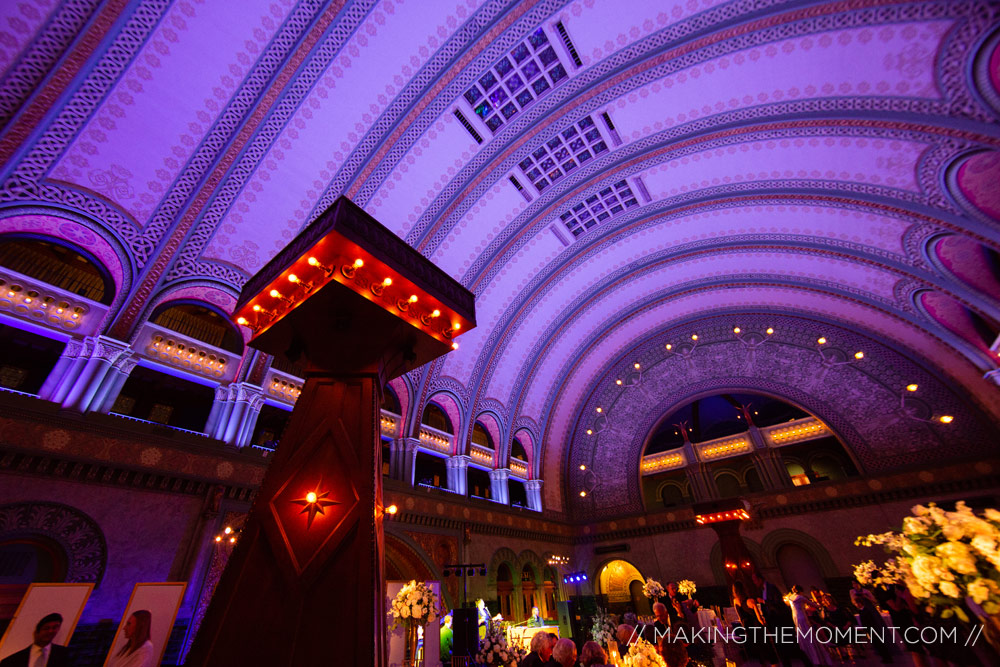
[519,631,555,667]
[551,638,577,667]
[527,606,543,627]
[0,613,71,667]
[107,610,153,667]
[664,581,685,624]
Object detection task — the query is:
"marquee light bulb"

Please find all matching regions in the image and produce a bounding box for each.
[224,526,233,535]
[237,317,247,325]
[451,342,459,350]
[408,294,418,303]
[269,289,282,298]
[308,257,319,266]
[386,504,398,515]
[252,304,261,312]
[382,277,392,286]
[353,258,364,268]
[431,309,440,317]
[288,274,299,283]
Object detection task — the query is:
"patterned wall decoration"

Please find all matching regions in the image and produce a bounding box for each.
[0,502,107,584]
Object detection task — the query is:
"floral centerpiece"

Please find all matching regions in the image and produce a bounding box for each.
[677,579,697,597]
[590,607,618,649]
[854,501,1000,651]
[388,580,439,665]
[642,578,665,599]
[475,625,526,666]
[623,637,667,667]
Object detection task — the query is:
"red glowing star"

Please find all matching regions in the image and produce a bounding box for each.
[291,487,340,528]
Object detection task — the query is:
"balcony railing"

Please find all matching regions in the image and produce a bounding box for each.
[698,435,752,460]
[509,458,528,478]
[380,410,401,439]
[469,444,494,466]
[0,267,108,336]
[640,450,685,475]
[137,322,240,383]
[418,424,453,453]
[762,417,830,446]
[264,367,303,405]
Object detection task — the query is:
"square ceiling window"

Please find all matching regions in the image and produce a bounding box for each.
[517,114,612,193]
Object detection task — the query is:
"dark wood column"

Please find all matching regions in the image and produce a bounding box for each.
[186,197,475,667]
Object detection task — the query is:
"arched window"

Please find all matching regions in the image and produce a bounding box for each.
[809,455,845,483]
[422,403,452,433]
[151,303,243,354]
[510,437,528,461]
[472,422,493,449]
[660,483,685,508]
[744,467,764,493]
[0,237,114,304]
[381,385,401,414]
[521,564,537,621]
[715,472,742,498]
[785,461,810,486]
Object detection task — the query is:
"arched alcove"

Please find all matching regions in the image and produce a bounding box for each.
[0,235,116,305]
[150,302,244,355]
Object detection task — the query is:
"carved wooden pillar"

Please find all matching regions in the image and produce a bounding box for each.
[186,197,474,667]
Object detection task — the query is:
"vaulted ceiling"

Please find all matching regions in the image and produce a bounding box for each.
[2,0,999,517]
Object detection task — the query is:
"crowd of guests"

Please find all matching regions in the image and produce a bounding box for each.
[513,574,989,667]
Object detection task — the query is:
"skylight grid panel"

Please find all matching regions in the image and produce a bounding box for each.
[461,27,570,135]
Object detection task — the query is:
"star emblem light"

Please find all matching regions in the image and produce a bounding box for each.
[292,485,340,528]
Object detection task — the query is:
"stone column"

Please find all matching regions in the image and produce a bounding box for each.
[524,479,543,511]
[389,437,419,485]
[44,336,133,412]
[204,383,265,447]
[446,455,471,495]
[741,407,793,489]
[93,353,138,414]
[682,439,716,501]
[489,468,511,504]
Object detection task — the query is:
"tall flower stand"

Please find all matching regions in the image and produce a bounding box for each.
[386,580,442,667]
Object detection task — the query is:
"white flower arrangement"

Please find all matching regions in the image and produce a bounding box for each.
[642,578,665,599]
[590,607,618,649]
[677,579,697,597]
[854,501,1000,620]
[623,637,666,667]
[388,580,440,630]
[475,626,526,666]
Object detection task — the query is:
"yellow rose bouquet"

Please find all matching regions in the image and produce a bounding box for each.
[853,501,1000,621]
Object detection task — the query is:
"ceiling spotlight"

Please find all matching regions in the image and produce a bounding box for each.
[579,464,586,471]
[854,351,864,360]
[939,415,954,424]
[236,317,247,325]
[665,344,672,350]
[733,327,741,334]
[634,362,640,369]
[691,334,698,341]
[596,407,602,413]
[586,429,593,435]
[766,327,774,335]
[817,337,827,345]
[616,379,622,385]
[579,490,587,497]
[906,384,919,392]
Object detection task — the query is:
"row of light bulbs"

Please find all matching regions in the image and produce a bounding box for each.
[236,257,461,349]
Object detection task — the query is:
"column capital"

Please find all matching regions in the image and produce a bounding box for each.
[488,468,511,481]
[392,436,421,452]
[90,335,132,363]
[446,454,471,469]
[524,479,543,490]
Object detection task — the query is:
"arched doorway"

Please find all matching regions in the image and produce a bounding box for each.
[776,543,826,593]
[542,566,559,621]
[496,564,513,620]
[597,560,649,615]
[520,564,537,622]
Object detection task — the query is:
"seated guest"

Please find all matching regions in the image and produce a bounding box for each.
[519,631,555,667]
[580,641,609,666]
[616,623,636,658]
[552,638,577,667]
[527,606,543,627]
